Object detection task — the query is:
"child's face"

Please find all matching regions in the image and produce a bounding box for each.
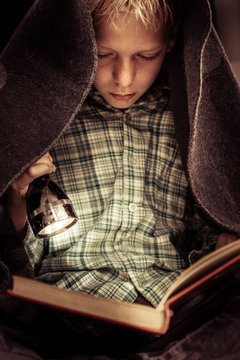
[93,14,176,109]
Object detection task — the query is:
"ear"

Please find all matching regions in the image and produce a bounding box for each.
[166,25,179,53]
[166,38,176,52]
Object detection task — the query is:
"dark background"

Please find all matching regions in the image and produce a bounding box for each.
[0,0,34,52]
[212,0,240,83]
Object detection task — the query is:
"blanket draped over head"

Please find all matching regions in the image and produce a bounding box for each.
[0,0,240,233]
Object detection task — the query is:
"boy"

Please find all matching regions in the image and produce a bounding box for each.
[1,0,240,358]
[4,0,223,308]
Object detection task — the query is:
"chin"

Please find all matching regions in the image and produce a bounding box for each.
[111,102,134,109]
[104,94,141,109]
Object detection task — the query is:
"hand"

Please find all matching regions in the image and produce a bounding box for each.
[216,233,239,249]
[9,153,56,198]
[5,153,56,235]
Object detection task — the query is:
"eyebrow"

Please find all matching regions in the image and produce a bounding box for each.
[139,47,163,53]
[97,44,163,52]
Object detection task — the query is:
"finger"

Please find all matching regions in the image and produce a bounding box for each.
[34,152,54,166]
[12,162,56,193]
[27,162,56,179]
[216,233,239,249]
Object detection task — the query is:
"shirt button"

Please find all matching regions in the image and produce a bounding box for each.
[129,156,138,165]
[129,203,138,212]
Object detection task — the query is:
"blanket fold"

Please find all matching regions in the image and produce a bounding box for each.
[0,0,97,196]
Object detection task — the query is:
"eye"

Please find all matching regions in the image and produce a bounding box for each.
[138,52,160,61]
[98,53,112,59]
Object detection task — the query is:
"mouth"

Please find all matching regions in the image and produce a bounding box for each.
[110,93,136,101]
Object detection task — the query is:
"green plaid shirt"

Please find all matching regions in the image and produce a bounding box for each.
[25,82,218,307]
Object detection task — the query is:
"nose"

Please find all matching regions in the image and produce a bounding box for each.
[113,58,136,88]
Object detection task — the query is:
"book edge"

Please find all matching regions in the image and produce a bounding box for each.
[8,276,166,334]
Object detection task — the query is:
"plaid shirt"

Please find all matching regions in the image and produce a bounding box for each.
[25,82,219,307]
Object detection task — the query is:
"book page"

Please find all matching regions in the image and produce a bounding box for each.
[156,239,240,311]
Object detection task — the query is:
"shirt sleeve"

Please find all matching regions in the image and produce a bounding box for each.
[187,210,220,264]
[23,221,47,272]
[0,199,34,283]
[170,191,221,265]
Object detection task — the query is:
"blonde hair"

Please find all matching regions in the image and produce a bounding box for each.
[90,0,181,31]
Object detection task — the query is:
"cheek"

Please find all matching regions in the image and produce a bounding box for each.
[152,57,166,77]
[93,65,110,87]
[140,62,163,87]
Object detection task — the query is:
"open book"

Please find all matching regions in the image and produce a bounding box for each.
[8,240,240,335]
